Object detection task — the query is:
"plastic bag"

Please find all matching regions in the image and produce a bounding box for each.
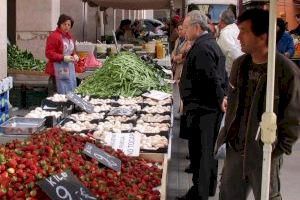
[84,53,102,70]
[75,53,102,73]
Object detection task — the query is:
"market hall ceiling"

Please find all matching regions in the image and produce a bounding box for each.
[84,0,175,10]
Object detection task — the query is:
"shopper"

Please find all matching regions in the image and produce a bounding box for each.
[290,14,300,35]
[217,10,243,75]
[206,14,216,37]
[178,10,227,200]
[216,9,300,200]
[171,21,191,82]
[277,18,295,58]
[45,14,78,94]
[115,19,135,43]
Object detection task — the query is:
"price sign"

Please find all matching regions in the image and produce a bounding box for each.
[66,92,94,113]
[83,142,122,172]
[104,133,140,156]
[37,171,96,200]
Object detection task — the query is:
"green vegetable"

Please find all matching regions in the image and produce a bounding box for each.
[76,52,171,97]
[7,45,46,72]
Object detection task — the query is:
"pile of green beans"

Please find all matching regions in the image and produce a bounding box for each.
[76,52,171,97]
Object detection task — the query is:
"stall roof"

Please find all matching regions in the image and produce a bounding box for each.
[86,0,173,10]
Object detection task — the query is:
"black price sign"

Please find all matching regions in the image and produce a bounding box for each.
[83,142,122,172]
[37,171,96,200]
[66,92,94,113]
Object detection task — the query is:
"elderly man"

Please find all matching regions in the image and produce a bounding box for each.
[217,10,243,75]
[178,10,228,200]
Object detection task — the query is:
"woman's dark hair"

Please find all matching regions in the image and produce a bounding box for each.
[237,8,269,37]
[57,14,74,28]
[119,19,132,29]
[296,14,300,18]
[227,4,237,19]
[176,20,183,28]
[277,18,286,43]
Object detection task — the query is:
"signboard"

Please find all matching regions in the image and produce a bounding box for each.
[142,90,172,101]
[83,142,122,172]
[66,92,94,113]
[104,133,140,156]
[37,171,96,200]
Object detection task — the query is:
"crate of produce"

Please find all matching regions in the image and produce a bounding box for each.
[139,153,168,200]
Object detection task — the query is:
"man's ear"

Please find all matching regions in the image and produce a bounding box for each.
[260,33,268,45]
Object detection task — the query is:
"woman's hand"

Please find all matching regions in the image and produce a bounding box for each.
[73,54,80,62]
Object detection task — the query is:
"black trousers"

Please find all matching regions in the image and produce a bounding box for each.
[48,76,57,96]
[187,110,223,199]
[219,147,282,200]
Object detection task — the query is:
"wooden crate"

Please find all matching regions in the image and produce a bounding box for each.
[8,69,49,87]
[140,153,168,200]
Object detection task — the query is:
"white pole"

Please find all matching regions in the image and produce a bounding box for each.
[122,9,125,20]
[260,1,278,200]
[113,9,116,31]
[0,0,7,79]
[129,10,131,20]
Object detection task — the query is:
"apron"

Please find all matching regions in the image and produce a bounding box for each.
[54,36,77,94]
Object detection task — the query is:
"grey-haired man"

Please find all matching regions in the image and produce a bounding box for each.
[178,10,228,200]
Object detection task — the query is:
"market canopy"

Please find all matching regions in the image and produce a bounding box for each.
[85,0,174,10]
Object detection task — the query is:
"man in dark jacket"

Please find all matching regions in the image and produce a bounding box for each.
[178,10,227,200]
[216,9,300,200]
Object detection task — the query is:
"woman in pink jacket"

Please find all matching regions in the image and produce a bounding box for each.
[45,14,79,94]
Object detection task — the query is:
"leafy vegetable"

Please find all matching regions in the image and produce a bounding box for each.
[7,45,46,72]
[76,52,171,97]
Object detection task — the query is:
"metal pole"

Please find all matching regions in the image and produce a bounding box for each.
[260,1,278,200]
[82,2,87,41]
[113,9,116,31]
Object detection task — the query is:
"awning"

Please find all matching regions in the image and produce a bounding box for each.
[85,0,173,10]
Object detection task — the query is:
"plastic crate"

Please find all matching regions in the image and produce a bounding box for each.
[25,88,48,108]
[0,92,9,108]
[0,112,9,125]
[0,92,9,125]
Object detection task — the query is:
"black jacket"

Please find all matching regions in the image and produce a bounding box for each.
[216,53,300,175]
[179,32,227,111]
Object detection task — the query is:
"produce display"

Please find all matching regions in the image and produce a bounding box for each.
[69,112,105,121]
[142,105,171,114]
[46,94,68,102]
[25,107,62,119]
[7,45,46,72]
[61,120,98,132]
[0,128,163,199]
[76,52,171,97]
[138,114,171,123]
[134,123,170,134]
[144,98,172,106]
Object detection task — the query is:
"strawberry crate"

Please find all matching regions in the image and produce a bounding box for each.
[140,153,168,200]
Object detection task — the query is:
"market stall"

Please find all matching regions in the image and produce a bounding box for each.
[0,50,173,199]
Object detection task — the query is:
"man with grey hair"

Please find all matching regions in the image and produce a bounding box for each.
[178,10,228,200]
[217,10,243,75]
